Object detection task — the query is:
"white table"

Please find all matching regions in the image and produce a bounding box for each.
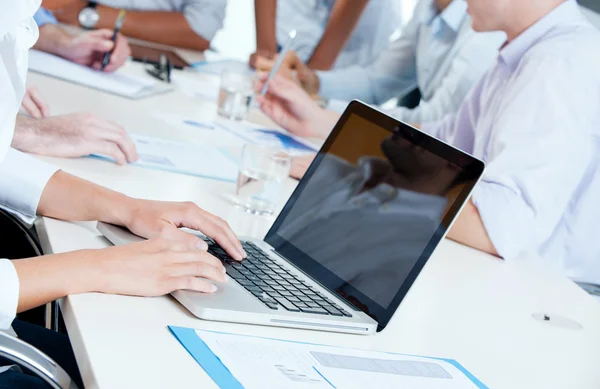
[28,63,600,389]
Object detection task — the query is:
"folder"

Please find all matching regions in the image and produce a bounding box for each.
[169,326,488,389]
[28,50,173,99]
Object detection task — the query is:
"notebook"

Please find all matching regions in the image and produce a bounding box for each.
[28,50,173,99]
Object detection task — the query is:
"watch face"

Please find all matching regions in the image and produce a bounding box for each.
[78,7,100,29]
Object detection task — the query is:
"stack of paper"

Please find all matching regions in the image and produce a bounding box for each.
[170,326,488,389]
[28,50,171,99]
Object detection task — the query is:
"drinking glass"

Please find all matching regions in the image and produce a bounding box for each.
[236,144,291,215]
[218,68,255,121]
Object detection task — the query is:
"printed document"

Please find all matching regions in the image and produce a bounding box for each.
[176,329,486,389]
[94,134,239,182]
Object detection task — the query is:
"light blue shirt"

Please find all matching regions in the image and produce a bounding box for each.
[318,0,505,123]
[33,7,57,27]
[97,0,226,41]
[276,0,401,69]
[423,0,600,284]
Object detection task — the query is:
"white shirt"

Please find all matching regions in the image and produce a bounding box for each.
[318,0,505,123]
[422,0,600,284]
[0,0,59,334]
[276,0,401,69]
[97,0,226,41]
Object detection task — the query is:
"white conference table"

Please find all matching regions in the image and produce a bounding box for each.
[27,62,600,389]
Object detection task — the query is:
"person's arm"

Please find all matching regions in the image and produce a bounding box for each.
[256,74,339,139]
[13,113,138,165]
[446,200,498,256]
[384,31,504,123]
[450,57,595,260]
[315,2,421,103]
[254,0,278,57]
[34,23,130,72]
[0,149,243,322]
[49,0,224,50]
[13,236,229,313]
[307,0,369,70]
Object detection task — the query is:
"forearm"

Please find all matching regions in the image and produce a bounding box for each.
[12,117,41,154]
[308,0,369,70]
[109,10,211,50]
[13,250,100,312]
[254,0,278,54]
[37,170,135,226]
[447,200,499,257]
[54,4,211,50]
[32,24,72,56]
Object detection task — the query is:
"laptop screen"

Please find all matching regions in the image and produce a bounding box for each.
[265,102,484,330]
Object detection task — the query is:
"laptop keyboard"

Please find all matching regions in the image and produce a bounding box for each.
[202,237,352,317]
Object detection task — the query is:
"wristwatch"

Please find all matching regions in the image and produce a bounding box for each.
[78,1,99,30]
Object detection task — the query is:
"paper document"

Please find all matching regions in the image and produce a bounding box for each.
[28,50,171,99]
[216,120,319,154]
[92,134,239,182]
[169,327,487,389]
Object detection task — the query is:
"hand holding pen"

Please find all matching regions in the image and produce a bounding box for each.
[101,10,127,71]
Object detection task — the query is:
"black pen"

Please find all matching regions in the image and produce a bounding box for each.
[101,10,127,70]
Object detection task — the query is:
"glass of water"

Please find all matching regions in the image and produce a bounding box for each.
[218,68,255,121]
[236,144,291,215]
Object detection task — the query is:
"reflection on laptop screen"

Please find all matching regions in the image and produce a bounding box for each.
[266,109,482,326]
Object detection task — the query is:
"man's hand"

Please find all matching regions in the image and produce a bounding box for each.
[13,113,138,165]
[58,29,131,72]
[21,87,50,119]
[256,74,336,139]
[123,199,247,261]
[253,50,321,96]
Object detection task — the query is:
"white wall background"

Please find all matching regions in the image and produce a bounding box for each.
[211,0,418,61]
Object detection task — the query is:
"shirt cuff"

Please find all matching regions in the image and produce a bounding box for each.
[33,8,58,27]
[0,259,19,330]
[0,149,58,225]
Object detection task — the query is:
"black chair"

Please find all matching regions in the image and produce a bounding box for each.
[0,209,79,388]
[0,208,51,327]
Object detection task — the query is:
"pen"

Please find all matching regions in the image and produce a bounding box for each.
[260,30,297,96]
[101,9,127,71]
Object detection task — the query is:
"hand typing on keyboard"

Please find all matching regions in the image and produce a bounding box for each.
[202,237,352,317]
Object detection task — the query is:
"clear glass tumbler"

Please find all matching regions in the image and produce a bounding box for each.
[236,144,291,215]
[218,68,255,121]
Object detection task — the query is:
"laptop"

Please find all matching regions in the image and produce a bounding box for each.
[98,101,484,335]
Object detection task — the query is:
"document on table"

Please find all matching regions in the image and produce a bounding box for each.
[215,120,319,154]
[92,134,239,182]
[169,326,488,389]
[28,50,172,99]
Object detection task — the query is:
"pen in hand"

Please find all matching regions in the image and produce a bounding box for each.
[101,9,127,71]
